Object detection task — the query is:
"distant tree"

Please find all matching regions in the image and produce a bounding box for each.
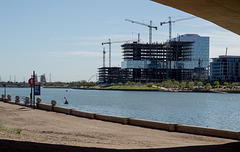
[161,81,167,87]
[165,80,172,88]
[110,83,115,87]
[214,81,220,88]
[127,81,131,84]
[223,82,228,86]
[232,82,238,88]
[81,80,87,88]
[205,83,212,90]
[125,81,131,86]
[223,82,229,88]
[118,82,123,87]
[180,81,187,90]
[147,82,153,89]
[89,82,96,88]
[197,81,203,88]
[188,81,194,90]
[137,82,142,85]
[131,82,135,86]
[173,80,179,88]
[156,83,161,88]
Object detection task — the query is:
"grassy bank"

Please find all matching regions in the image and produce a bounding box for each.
[104,85,159,90]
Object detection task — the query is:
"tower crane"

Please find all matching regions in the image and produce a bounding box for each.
[125,19,157,44]
[102,39,134,67]
[160,16,196,41]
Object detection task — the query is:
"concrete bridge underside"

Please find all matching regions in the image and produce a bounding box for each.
[151,0,240,35]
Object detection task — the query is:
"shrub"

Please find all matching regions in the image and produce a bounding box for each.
[188,81,194,89]
[147,82,153,89]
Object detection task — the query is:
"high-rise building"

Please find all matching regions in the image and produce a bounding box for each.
[172,34,210,70]
[98,41,193,84]
[40,74,46,82]
[210,55,240,82]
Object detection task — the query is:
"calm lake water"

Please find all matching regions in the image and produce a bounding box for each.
[3,87,240,131]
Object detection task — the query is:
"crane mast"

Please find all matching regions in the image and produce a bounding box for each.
[102,39,134,67]
[103,47,106,67]
[160,16,196,41]
[125,19,157,44]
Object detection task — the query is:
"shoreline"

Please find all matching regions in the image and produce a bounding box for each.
[74,87,240,94]
[2,86,240,94]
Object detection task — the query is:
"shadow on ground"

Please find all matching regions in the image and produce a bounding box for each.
[1,139,240,152]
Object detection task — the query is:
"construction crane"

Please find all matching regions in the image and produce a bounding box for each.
[102,39,134,67]
[125,19,157,44]
[160,16,196,41]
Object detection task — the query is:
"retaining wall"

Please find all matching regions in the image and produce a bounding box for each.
[71,109,95,119]
[128,118,170,131]
[37,103,52,111]
[95,114,128,124]
[177,124,240,139]
[53,106,71,114]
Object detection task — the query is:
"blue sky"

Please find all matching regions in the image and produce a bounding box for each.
[1,0,240,82]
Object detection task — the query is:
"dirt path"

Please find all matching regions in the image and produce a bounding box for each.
[0,102,239,151]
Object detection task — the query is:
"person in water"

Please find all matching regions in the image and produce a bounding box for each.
[64,97,69,104]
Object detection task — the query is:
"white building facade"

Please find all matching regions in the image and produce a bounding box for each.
[210,55,240,82]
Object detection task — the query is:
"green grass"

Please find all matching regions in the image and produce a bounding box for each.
[0,125,22,134]
[0,125,6,131]
[14,128,22,134]
[104,85,160,90]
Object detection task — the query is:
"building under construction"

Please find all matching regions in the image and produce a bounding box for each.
[98,41,193,83]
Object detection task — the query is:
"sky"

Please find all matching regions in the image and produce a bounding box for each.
[1,0,240,82]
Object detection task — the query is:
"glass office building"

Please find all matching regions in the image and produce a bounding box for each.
[210,55,240,82]
[172,34,210,69]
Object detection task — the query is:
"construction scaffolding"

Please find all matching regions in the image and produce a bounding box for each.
[98,67,130,84]
[98,41,193,84]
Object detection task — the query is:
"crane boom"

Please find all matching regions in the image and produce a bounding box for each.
[172,16,196,23]
[102,40,133,45]
[125,19,157,29]
[160,16,196,41]
[125,19,157,44]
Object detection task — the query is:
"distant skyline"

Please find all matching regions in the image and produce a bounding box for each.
[1,0,240,82]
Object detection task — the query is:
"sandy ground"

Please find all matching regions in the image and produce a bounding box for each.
[0,101,239,152]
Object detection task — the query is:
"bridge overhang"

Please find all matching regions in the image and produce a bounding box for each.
[151,0,240,35]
